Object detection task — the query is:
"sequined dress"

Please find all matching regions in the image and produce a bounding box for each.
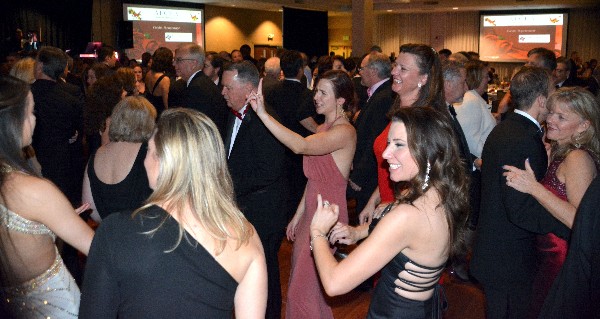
[285,123,349,319]
[0,204,79,318]
[530,158,568,317]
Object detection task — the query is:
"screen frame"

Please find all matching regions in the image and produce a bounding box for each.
[479,9,569,63]
[122,0,205,59]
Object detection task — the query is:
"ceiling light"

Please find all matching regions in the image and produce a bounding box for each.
[387,9,392,12]
[453,7,459,10]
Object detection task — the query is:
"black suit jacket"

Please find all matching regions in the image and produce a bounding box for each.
[349,80,396,204]
[31,79,84,204]
[539,176,600,319]
[224,108,287,236]
[177,72,228,135]
[471,112,570,290]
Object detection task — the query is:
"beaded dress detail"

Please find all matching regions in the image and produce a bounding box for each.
[1,204,79,318]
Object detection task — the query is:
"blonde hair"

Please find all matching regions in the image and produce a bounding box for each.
[548,87,600,163]
[109,96,157,142]
[137,108,251,254]
[9,58,36,84]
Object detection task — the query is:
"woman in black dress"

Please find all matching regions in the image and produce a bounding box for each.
[311,107,469,318]
[80,108,267,318]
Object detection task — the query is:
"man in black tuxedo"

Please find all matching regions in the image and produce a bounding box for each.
[31,46,84,206]
[554,57,577,89]
[172,43,228,134]
[264,50,317,221]
[348,51,395,214]
[471,66,570,319]
[539,176,600,319]
[221,61,287,319]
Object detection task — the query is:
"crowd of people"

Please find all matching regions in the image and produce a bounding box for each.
[1,37,599,319]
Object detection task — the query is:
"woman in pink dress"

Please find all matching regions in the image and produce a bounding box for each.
[249,70,356,318]
[504,87,600,317]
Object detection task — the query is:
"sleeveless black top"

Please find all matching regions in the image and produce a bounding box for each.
[367,204,447,318]
[146,74,167,117]
[88,143,152,219]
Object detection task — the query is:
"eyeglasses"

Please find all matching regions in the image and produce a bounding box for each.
[174,57,196,64]
[357,66,367,72]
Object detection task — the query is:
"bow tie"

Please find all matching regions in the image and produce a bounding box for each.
[230,107,248,120]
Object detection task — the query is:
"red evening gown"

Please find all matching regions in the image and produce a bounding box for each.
[285,124,349,319]
[374,123,395,203]
[530,158,568,318]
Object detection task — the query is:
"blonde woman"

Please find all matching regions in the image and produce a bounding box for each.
[80,108,267,318]
[9,57,36,84]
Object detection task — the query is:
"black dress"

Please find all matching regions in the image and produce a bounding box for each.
[79,206,239,318]
[146,74,168,117]
[87,143,152,219]
[366,206,446,319]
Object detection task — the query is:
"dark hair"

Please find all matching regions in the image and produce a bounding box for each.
[395,43,445,112]
[37,46,67,80]
[527,47,557,71]
[86,63,110,84]
[510,66,551,111]
[206,52,224,69]
[280,50,303,78]
[343,57,356,73]
[0,76,36,176]
[150,47,173,73]
[312,56,334,89]
[390,106,469,258]
[556,56,570,72]
[115,67,136,97]
[465,60,487,91]
[318,70,355,111]
[240,44,251,57]
[438,49,452,57]
[84,74,126,135]
[141,52,152,67]
[97,45,115,63]
[223,61,259,88]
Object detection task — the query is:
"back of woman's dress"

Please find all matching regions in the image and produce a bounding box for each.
[285,124,349,319]
[0,204,79,318]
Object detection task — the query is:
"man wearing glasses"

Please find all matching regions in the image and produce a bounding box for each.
[172,43,228,134]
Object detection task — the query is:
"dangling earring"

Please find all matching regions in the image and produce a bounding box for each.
[574,132,583,148]
[417,82,422,88]
[422,161,431,191]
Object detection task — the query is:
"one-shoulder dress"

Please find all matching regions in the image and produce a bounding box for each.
[285,124,349,319]
[79,206,238,318]
[0,204,80,318]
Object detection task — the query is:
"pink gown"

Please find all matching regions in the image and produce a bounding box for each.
[285,124,349,319]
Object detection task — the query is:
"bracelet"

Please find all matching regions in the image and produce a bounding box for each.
[310,233,327,251]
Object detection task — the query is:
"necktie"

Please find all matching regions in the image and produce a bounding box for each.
[367,87,373,98]
[230,107,248,120]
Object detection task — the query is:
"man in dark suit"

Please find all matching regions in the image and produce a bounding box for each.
[172,43,228,134]
[442,60,476,281]
[471,66,570,319]
[221,61,287,319]
[348,51,395,214]
[31,46,84,206]
[539,176,600,319]
[554,57,577,89]
[264,50,317,221]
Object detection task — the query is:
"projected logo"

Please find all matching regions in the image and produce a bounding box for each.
[128,9,142,20]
